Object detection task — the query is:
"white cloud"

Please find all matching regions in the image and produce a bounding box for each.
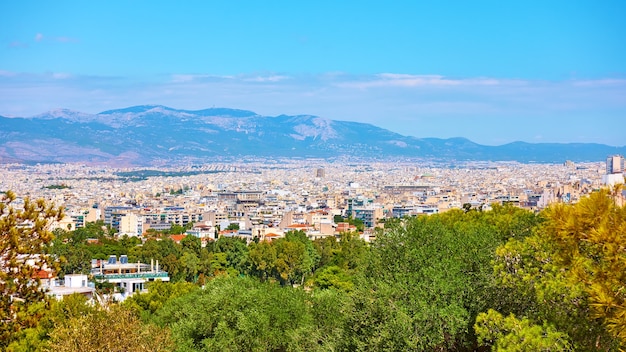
[170,74,233,83]
[32,33,78,44]
[335,73,502,89]
[171,74,209,83]
[571,79,626,87]
[170,73,290,84]
[243,75,290,83]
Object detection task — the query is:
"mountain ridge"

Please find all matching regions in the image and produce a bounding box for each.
[0,106,623,165]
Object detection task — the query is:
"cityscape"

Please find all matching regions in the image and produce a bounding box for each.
[2,1,625,351]
[2,154,625,298]
[1,154,625,350]
[3,157,624,242]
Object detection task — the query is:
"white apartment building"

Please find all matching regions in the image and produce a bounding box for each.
[91,255,169,301]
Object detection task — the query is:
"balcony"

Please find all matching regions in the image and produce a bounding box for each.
[92,272,169,280]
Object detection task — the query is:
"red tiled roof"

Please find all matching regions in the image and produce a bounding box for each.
[170,234,187,243]
[35,269,52,279]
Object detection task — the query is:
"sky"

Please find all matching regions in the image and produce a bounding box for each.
[1,1,625,146]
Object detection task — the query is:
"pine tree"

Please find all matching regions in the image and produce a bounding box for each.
[0,191,63,348]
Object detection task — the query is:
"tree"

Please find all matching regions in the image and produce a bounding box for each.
[490,189,624,350]
[347,217,364,232]
[541,189,626,342]
[308,288,350,349]
[130,238,181,280]
[285,230,319,279]
[274,239,306,285]
[46,304,173,352]
[5,293,98,352]
[310,232,367,291]
[123,281,198,322]
[475,309,571,351]
[72,220,108,241]
[180,235,201,257]
[343,217,470,350]
[334,231,368,270]
[0,191,63,348]
[214,236,249,275]
[313,236,340,269]
[343,208,537,351]
[248,240,277,281]
[225,222,240,231]
[48,229,92,277]
[179,252,200,282]
[166,224,187,235]
[153,276,319,351]
[311,265,354,291]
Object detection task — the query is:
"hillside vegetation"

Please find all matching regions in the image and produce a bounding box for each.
[1,189,625,351]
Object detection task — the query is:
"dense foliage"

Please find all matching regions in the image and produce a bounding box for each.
[2,189,625,351]
[478,188,624,350]
[0,191,63,349]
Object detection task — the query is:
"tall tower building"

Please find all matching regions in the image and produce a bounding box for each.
[603,155,625,186]
[606,155,625,174]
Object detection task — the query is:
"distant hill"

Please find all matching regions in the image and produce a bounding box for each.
[0,105,623,165]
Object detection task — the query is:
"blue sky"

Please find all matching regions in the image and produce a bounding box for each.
[1,1,625,146]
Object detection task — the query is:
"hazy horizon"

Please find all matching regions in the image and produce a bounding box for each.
[1,1,625,146]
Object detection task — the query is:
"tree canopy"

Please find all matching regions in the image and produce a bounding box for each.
[481,188,625,350]
[3,188,626,351]
[0,191,63,348]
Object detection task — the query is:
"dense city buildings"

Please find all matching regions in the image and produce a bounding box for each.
[2,157,622,243]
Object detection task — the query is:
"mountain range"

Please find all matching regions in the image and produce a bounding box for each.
[0,105,623,165]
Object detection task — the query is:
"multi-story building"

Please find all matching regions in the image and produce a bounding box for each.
[603,155,625,186]
[186,223,216,239]
[391,204,439,218]
[66,208,90,229]
[119,212,142,237]
[352,206,383,228]
[50,215,77,232]
[42,273,95,301]
[104,206,135,231]
[345,196,373,217]
[202,210,228,226]
[91,255,169,301]
[606,155,625,174]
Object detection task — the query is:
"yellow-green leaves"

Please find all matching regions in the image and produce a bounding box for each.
[475,309,571,351]
[491,188,626,349]
[1,191,63,349]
